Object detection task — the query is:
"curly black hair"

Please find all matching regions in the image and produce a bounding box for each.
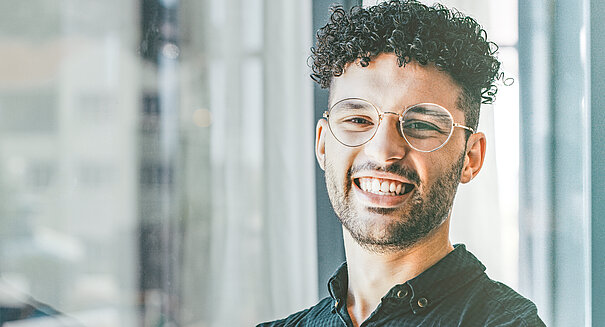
[311,0,501,130]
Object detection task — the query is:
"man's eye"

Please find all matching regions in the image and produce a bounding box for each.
[345,117,373,125]
[403,121,438,131]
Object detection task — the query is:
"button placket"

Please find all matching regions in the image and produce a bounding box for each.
[331,299,340,313]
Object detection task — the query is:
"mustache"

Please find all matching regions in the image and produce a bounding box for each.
[349,161,421,185]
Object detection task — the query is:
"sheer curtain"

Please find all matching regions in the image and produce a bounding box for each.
[179,0,317,325]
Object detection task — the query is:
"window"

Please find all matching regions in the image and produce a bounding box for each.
[0,1,316,326]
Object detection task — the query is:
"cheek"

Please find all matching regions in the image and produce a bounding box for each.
[421,148,466,185]
[325,139,357,178]
[415,155,449,186]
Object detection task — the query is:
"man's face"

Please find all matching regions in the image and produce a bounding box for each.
[316,53,478,252]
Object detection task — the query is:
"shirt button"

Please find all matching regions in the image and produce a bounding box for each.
[397,289,408,298]
[417,297,429,308]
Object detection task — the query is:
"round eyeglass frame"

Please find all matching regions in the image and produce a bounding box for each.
[323,97,476,153]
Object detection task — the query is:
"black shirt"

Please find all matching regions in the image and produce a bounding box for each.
[258,244,545,326]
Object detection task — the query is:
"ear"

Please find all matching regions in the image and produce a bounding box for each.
[460,132,486,184]
[316,119,327,171]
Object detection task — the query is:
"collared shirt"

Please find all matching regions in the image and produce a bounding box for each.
[257,244,545,326]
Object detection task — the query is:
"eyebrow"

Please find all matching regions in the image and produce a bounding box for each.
[406,105,452,123]
[340,102,370,109]
[412,105,449,114]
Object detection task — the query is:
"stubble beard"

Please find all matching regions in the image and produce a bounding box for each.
[324,153,465,253]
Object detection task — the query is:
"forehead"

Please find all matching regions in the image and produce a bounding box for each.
[329,53,463,116]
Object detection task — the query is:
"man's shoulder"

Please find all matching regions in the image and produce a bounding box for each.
[457,274,545,326]
[256,297,334,327]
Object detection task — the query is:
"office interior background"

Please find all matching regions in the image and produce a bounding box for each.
[0,0,602,326]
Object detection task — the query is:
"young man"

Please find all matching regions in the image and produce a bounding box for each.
[259,1,545,326]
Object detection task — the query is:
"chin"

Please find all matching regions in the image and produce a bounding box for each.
[342,201,449,252]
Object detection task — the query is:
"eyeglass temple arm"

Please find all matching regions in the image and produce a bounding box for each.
[453,123,475,134]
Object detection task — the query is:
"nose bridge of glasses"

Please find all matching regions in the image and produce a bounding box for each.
[361,109,411,162]
[378,111,403,123]
[376,111,405,139]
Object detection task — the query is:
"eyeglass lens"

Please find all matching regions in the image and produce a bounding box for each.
[327,99,454,151]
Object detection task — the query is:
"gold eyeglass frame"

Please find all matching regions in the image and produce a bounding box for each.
[323,97,475,153]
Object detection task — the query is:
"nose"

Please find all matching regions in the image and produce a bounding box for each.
[363,113,409,163]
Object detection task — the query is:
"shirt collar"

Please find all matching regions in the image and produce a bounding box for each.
[327,262,348,301]
[327,244,486,315]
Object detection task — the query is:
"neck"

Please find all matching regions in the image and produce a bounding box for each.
[344,219,454,326]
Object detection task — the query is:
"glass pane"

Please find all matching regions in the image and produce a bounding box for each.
[0,1,139,325]
[0,0,316,326]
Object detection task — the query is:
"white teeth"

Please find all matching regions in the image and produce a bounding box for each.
[358,177,407,195]
[362,179,370,192]
[380,181,390,193]
[371,179,381,193]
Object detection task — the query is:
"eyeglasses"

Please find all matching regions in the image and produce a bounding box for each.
[323,98,475,152]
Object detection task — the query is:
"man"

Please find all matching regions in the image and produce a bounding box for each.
[259,1,545,326]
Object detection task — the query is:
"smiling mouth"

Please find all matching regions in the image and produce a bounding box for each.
[354,177,415,196]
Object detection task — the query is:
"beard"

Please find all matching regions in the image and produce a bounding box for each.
[324,152,465,253]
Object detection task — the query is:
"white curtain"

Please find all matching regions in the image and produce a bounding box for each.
[180,0,318,325]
